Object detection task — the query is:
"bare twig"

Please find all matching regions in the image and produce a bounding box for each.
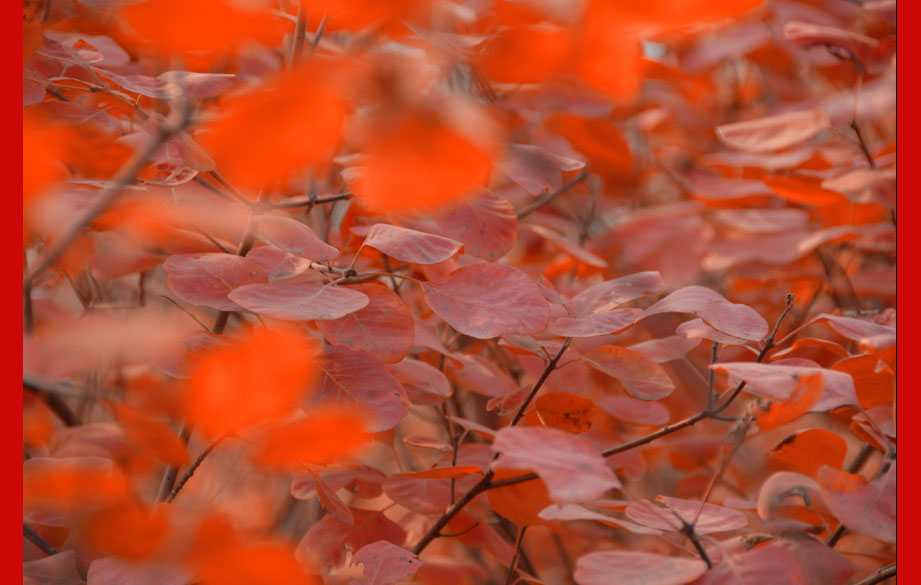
[273,192,352,209]
[504,526,528,585]
[516,168,588,220]
[508,338,571,427]
[24,108,190,290]
[165,439,222,503]
[851,563,895,585]
[23,378,80,426]
[24,523,59,556]
[411,340,572,555]
[289,3,307,66]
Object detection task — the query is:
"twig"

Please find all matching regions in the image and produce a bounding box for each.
[706,342,719,410]
[272,192,352,209]
[827,443,876,547]
[23,378,81,426]
[24,523,59,556]
[516,168,588,220]
[24,107,190,290]
[491,294,797,491]
[508,338,571,427]
[504,526,528,585]
[156,423,193,502]
[851,563,895,585]
[165,439,222,503]
[851,119,876,169]
[411,340,571,555]
[289,3,307,66]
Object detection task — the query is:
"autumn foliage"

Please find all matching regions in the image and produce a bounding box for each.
[23,1,896,585]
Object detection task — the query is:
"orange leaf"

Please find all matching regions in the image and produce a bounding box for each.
[770,429,847,477]
[251,406,371,469]
[756,373,824,432]
[200,62,351,191]
[109,402,189,467]
[84,501,171,561]
[120,0,282,57]
[351,107,497,213]
[535,392,595,433]
[24,457,128,515]
[184,327,317,439]
[488,469,553,527]
[832,355,895,409]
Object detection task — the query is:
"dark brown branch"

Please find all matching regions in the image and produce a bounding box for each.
[23,379,81,427]
[165,439,222,503]
[273,192,352,209]
[412,340,571,555]
[24,523,59,556]
[24,108,190,290]
[851,563,895,585]
[491,294,796,491]
[504,526,528,585]
[508,338,571,427]
[516,168,588,220]
[850,119,876,169]
[827,443,876,547]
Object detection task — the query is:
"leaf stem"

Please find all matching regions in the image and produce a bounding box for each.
[516,168,588,220]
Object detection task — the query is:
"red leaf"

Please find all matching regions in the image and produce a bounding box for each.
[538,503,663,535]
[568,272,664,316]
[245,246,311,281]
[710,362,856,410]
[422,263,550,339]
[388,359,452,404]
[628,336,701,363]
[445,352,519,398]
[818,462,895,543]
[228,282,370,321]
[599,395,670,426]
[351,541,423,585]
[257,215,339,261]
[313,473,355,525]
[716,110,830,153]
[157,71,236,99]
[498,144,563,195]
[313,346,409,431]
[317,284,414,363]
[434,190,518,261]
[756,471,825,522]
[493,426,621,502]
[164,253,268,311]
[363,223,463,264]
[297,509,405,571]
[549,308,641,337]
[24,551,83,585]
[638,286,768,341]
[625,497,747,534]
[574,551,707,585]
[525,224,608,267]
[581,345,675,400]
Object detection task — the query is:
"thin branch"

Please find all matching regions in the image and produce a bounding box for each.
[492,294,797,491]
[504,526,528,585]
[674,511,712,569]
[508,338,571,427]
[438,521,480,539]
[827,443,876,547]
[850,119,876,169]
[706,342,719,410]
[24,108,190,289]
[273,191,352,209]
[289,3,307,66]
[411,338,573,554]
[516,168,588,220]
[165,439,222,503]
[851,563,895,585]
[156,423,193,502]
[24,523,59,556]
[23,379,81,426]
